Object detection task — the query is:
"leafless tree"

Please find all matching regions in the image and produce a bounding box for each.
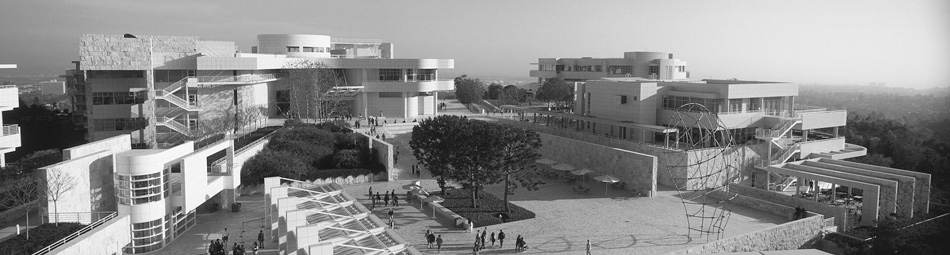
[281,60,347,122]
[4,177,38,239]
[43,170,77,226]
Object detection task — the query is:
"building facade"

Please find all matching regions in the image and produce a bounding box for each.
[66,34,454,148]
[0,63,21,166]
[40,79,66,95]
[530,51,688,89]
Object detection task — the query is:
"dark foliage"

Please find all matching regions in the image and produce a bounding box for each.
[333,149,363,169]
[0,222,85,254]
[2,100,85,163]
[454,75,485,104]
[439,189,535,227]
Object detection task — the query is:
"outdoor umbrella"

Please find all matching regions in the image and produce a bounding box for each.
[535,158,557,165]
[571,168,594,187]
[593,174,622,196]
[551,163,576,171]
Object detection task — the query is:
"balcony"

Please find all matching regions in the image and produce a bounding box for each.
[0,124,21,148]
[189,74,280,88]
[0,85,18,109]
[362,79,454,92]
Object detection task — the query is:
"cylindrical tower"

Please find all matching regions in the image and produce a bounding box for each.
[624,51,670,79]
[256,34,332,58]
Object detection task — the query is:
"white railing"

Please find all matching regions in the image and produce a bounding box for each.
[756,117,800,138]
[32,212,118,255]
[208,164,232,176]
[156,91,199,111]
[195,73,279,85]
[770,143,800,164]
[156,117,190,135]
[2,124,19,136]
[162,77,188,94]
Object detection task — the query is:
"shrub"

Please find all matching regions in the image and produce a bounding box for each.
[304,168,375,180]
[439,189,535,227]
[241,150,307,185]
[0,222,85,254]
[333,149,362,169]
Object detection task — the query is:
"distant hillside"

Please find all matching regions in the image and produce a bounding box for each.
[798,85,950,124]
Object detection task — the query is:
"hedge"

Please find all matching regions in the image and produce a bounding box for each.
[440,189,535,227]
[0,223,86,254]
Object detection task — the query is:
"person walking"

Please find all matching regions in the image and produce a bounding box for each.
[427,232,436,249]
[222,228,229,245]
[586,239,592,255]
[498,230,506,248]
[425,230,432,248]
[480,228,487,249]
[257,230,265,249]
[388,208,395,222]
[490,231,496,248]
[475,230,481,249]
[436,235,444,252]
[384,191,390,207]
[375,192,381,209]
[392,193,399,206]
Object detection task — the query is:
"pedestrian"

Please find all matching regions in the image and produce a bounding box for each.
[388,208,394,222]
[384,191,390,206]
[490,231,496,247]
[382,133,386,141]
[436,235,444,252]
[369,186,374,199]
[375,192,381,207]
[480,228,487,249]
[427,232,436,249]
[222,228,229,245]
[498,230,505,248]
[475,230,481,248]
[392,193,399,206]
[258,230,265,249]
[422,229,432,248]
[586,239,592,255]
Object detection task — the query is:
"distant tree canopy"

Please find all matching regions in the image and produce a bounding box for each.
[410,115,543,208]
[486,83,504,100]
[453,75,485,104]
[536,78,573,104]
[2,99,84,163]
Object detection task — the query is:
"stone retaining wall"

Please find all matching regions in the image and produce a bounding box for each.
[535,132,658,196]
[672,215,828,254]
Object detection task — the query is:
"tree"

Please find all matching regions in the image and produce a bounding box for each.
[43,170,77,226]
[486,83,504,100]
[500,85,527,105]
[492,124,544,212]
[241,150,308,185]
[445,120,507,208]
[281,60,346,122]
[453,75,485,104]
[4,177,38,239]
[411,115,468,196]
[536,78,573,107]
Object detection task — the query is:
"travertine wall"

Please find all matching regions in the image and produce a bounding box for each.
[537,133,658,196]
[79,34,197,70]
[48,214,131,255]
[725,184,849,229]
[673,215,827,254]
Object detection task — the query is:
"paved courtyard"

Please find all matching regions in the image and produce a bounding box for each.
[162,99,787,254]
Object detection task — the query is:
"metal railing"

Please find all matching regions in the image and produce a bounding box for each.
[33,212,118,255]
[156,91,199,111]
[2,124,19,136]
[756,117,800,138]
[162,77,188,94]
[195,73,279,84]
[156,117,191,135]
[208,164,232,176]
[770,143,800,164]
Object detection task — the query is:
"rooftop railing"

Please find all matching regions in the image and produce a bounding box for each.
[195,73,279,84]
[2,124,19,136]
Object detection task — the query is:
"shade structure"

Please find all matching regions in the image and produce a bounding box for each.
[594,174,622,196]
[551,163,576,171]
[571,168,594,187]
[535,158,557,165]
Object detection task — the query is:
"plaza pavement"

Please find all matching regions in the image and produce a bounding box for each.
[162,99,787,254]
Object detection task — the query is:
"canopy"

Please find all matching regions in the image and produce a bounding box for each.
[551,163,576,171]
[535,158,557,165]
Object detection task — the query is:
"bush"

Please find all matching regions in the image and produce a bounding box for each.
[0,222,86,254]
[305,168,375,180]
[241,150,307,185]
[333,149,362,168]
[439,189,535,227]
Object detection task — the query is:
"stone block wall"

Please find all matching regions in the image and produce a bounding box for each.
[537,133,658,196]
[79,34,197,70]
[673,215,827,254]
[727,184,849,230]
[48,214,131,255]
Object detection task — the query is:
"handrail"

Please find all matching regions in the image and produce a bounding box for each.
[195,74,279,84]
[156,117,191,135]
[162,77,188,94]
[32,212,118,255]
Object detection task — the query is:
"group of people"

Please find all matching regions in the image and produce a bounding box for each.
[368,187,400,209]
[471,228,527,253]
[411,164,423,178]
[207,229,265,255]
[425,230,445,251]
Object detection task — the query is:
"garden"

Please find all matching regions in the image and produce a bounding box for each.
[240,120,384,185]
[439,189,535,227]
[0,223,86,254]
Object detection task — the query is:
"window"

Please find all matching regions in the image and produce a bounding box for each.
[405,69,417,81]
[88,70,144,79]
[419,69,436,81]
[620,95,628,104]
[608,66,633,75]
[378,69,401,81]
[287,46,300,52]
[302,47,314,52]
[93,118,146,131]
[649,66,659,76]
[92,92,146,105]
[594,65,602,72]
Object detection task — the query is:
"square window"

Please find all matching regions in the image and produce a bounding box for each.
[620,95,628,104]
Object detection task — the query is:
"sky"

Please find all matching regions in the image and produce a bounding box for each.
[1,0,948,89]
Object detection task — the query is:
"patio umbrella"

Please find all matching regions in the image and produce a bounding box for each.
[535,158,557,165]
[593,174,622,196]
[551,163,576,171]
[571,168,594,187]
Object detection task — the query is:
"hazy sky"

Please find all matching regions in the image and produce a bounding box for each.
[1,0,948,88]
